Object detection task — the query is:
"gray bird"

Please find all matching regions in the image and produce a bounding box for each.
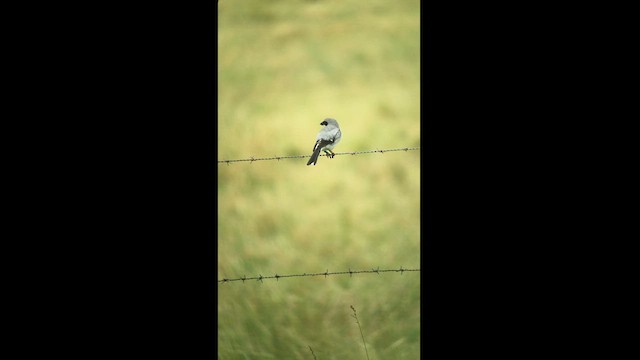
[307,118,342,166]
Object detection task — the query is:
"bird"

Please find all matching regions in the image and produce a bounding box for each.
[307,118,342,166]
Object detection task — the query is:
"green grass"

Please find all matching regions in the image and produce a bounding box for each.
[218,0,420,358]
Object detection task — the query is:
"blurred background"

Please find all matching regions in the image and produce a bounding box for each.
[218,0,420,358]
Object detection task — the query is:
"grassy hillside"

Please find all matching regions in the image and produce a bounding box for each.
[218,0,420,358]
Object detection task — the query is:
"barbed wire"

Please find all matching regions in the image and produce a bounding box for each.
[218,266,419,284]
[217,147,420,164]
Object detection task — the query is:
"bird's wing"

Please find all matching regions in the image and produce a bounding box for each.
[314,139,334,151]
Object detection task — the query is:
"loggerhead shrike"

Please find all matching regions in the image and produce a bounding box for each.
[307,118,342,166]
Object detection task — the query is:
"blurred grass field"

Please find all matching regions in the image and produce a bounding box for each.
[218,0,420,358]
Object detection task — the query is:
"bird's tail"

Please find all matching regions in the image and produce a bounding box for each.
[307,147,322,166]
